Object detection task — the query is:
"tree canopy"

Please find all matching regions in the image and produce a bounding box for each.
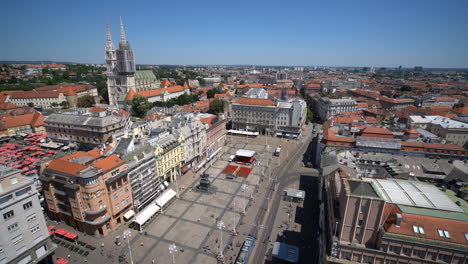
[210,98,226,114]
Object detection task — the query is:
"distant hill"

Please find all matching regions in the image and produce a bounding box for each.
[0,60,78,65]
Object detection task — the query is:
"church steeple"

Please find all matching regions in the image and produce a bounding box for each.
[120,16,127,43]
[106,17,115,51]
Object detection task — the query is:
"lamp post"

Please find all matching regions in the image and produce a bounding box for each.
[122,230,134,264]
[241,184,248,213]
[174,169,180,198]
[168,243,177,264]
[232,200,237,233]
[217,220,225,258]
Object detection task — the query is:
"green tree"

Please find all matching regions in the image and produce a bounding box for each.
[400,85,412,92]
[77,95,96,107]
[51,102,58,108]
[131,95,151,118]
[307,108,314,123]
[27,102,34,107]
[210,98,226,114]
[239,80,245,85]
[60,101,69,108]
[207,88,218,99]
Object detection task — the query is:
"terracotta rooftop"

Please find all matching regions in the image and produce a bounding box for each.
[360,126,393,135]
[234,98,276,106]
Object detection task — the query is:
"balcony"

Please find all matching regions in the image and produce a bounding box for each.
[54,189,66,196]
[84,205,107,216]
[84,215,110,226]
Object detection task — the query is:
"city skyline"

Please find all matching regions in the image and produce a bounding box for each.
[2,0,468,68]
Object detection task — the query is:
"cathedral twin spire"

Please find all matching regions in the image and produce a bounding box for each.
[106,16,128,51]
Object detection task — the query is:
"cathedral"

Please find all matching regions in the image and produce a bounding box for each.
[105,17,159,105]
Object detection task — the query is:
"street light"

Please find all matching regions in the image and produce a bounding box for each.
[232,200,237,233]
[168,243,177,264]
[217,220,225,258]
[122,230,134,264]
[241,184,248,213]
[174,170,180,198]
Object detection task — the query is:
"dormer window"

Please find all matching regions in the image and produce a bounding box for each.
[438,229,450,238]
[412,225,425,234]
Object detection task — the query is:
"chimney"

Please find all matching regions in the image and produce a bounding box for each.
[395,213,402,227]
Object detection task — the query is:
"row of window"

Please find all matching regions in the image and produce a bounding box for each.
[3,201,33,220]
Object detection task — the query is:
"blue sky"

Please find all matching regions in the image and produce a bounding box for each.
[2,0,468,67]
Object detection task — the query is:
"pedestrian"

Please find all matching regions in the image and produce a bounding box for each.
[67,254,71,259]
[151,258,155,264]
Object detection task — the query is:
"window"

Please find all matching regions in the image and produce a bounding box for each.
[15,187,31,197]
[120,200,125,206]
[114,194,118,201]
[437,229,451,238]
[30,225,40,234]
[96,190,102,197]
[389,245,400,254]
[23,201,33,210]
[10,177,18,185]
[402,248,411,255]
[116,204,120,210]
[3,210,14,220]
[385,260,396,264]
[119,190,124,196]
[8,222,19,232]
[362,255,373,263]
[413,249,424,258]
[437,254,450,262]
[12,235,23,245]
[412,225,425,234]
[465,233,468,241]
[125,187,129,193]
[27,214,37,222]
[358,219,363,226]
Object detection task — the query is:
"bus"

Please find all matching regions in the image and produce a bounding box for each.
[235,235,255,264]
[274,147,281,156]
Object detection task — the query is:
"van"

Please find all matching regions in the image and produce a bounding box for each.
[274,147,281,156]
[228,155,235,162]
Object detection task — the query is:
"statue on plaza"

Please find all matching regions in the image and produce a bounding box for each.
[193,171,217,194]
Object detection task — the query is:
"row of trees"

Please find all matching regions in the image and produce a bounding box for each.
[130,93,201,118]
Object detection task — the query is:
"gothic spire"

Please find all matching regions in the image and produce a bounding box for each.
[106,17,115,51]
[120,16,127,43]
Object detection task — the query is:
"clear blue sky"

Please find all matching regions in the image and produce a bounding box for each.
[2,0,468,68]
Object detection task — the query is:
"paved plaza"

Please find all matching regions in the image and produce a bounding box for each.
[48,131,311,264]
[124,141,277,264]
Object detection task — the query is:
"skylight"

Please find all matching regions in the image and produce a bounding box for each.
[413,225,425,234]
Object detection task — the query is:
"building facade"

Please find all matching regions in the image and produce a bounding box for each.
[316,97,357,121]
[0,166,56,264]
[150,131,185,183]
[200,114,227,161]
[113,138,161,212]
[44,106,131,147]
[40,148,133,237]
[231,98,306,136]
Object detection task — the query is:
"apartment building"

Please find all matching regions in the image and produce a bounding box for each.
[113,138,160,213]
[169,113,207,173]
[231,98,306,136]
[150,130,185,183]
[315,97,357,121]
[40,148,133,237]
[0,166,56,264]
[200,113,227,162]
[325,175,468,264]
[45,106,131,147]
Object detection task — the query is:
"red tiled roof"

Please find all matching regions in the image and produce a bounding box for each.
[435,97,455,102]
[0,102,20,110]
[0,111,45,129]
[134,86,185,99]
[89,106,107,112]
[384,212,468,247]
[92,154,124,172]
[234,98,276,106]
[160,80,172,86]
[323,129,356,143]
[10,90,62,99]
[125,89,136,101]
[360,126,393,135]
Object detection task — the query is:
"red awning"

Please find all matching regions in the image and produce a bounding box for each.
[54,228,67,236]
[64,232,78,240]
[57,257,69,264]
[49,230,55,236]
[48,225,56,230]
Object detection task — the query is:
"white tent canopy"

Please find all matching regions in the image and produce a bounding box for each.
[155,189,177,208]
[133,203,160,226]
[236,149,256,158]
